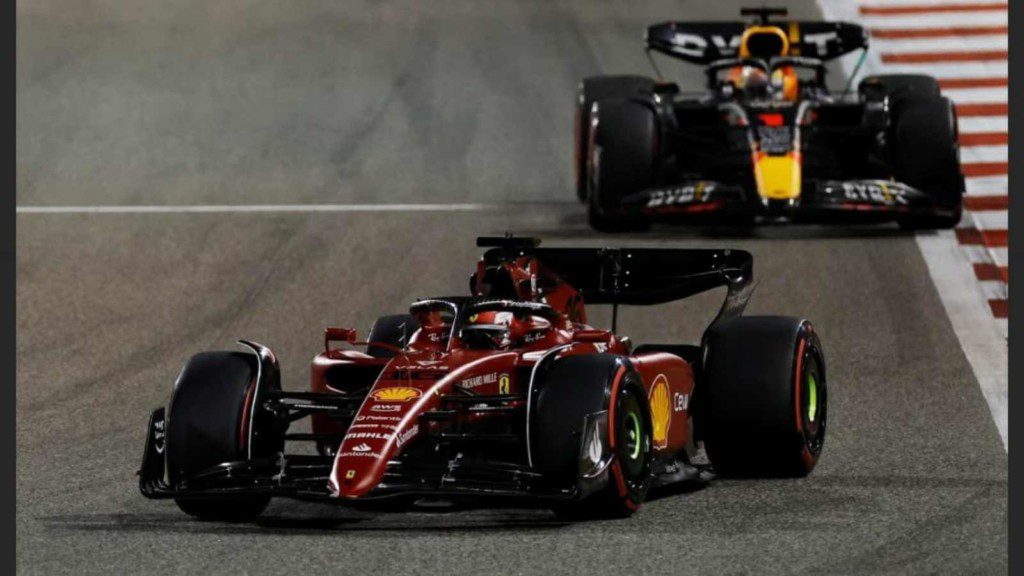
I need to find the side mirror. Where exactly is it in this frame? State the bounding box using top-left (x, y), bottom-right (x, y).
top-left (324, 327), bottom-right (357, 352)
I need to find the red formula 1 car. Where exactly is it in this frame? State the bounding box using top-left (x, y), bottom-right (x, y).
top-left (139, 237), bottom-right (828, 520)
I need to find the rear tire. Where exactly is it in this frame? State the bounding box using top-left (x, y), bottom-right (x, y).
top-left (893, 97), bottom-right (963, 229)
top-left (860, 75), bottom-right (962, 229)
top-left (575, 76), bottom-right (655, 202)
top-left (532, 355), bottom-right (653, 519)
top-left (587, 99), bottom-right (656, 232)
top-left (701, 317), bottom-right (827, 477)
top-left (166, 351), bottom-right (282, 521)
top-left (366, 314), bottom-right (419, 358)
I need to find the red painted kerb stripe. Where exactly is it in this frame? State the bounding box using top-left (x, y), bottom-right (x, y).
top-left (959, 132), bottom-right (1008, 147)
top-left (956, 228), bottom-right (1008, 247)
top-left (957, 103), bottom-right (1008, 117)
top-left (941, 77), bottom-right (1007, 89)
top-left (989, 299), bottom-right (1008, 318)
top-left (962, 162), bottom-right (1008, 177)
top-left (973, 262), bottom-right (1008, 283)
top-left (964, 195), bottom-right (1008, 211)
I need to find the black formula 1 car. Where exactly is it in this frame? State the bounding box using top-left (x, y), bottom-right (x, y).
top-left (574, 7), bottom-right (964, 231)
top-left (138, 236), bottom-right (828, 520)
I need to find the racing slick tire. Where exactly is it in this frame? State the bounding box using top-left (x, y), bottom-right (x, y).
top-left (166, 351), bottom-right (282, 521)
top-left (587, 98), bottom-right (656, 232)
top-left (366, 314), bottom-right (420, 358)
top-left (575, 75), bottom-right (655, 201)
top-left (860, 75), bottom-right (963, 229)
top-left (700, 317), bottom-right (827, 478)
top-left (531, 354), bottom-right (654, 519)
top-left (893, 97), bottom-right (964, 229)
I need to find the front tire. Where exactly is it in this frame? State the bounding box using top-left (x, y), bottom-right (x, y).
top-left (592, 377), bottom-right (654, 517)
top-left (166, 350), bottom-right (282, 521)
top-left (700, 317), bottom-right (827, 477)
top-left (860, 75), bottom-right (962, 229)
top-left (532, 355), bottom-right (653, 519)
top-left (893, 97), bottom-right (964, 229)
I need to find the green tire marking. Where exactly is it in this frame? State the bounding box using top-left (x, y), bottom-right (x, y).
top-left (807, 372), bottom-right (818, 423)
top-left (625, 412), bottom-right (641, 460)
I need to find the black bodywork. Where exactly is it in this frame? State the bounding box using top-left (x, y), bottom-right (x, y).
top-left (584, 16), bottom-right (963, 225)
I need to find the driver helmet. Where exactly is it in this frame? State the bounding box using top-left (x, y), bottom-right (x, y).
top-left (460, 311), bottom-right (515, 350)
top-left (731, 66), bottom-right (770, 100)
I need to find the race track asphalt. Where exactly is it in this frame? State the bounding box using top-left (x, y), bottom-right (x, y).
top-left (16, 0), bottom-right (1007, 574)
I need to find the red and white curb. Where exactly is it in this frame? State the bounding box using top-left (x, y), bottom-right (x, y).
top-left (864, 0), bottom-right (1008, 330)
top-left (818, 0), bottom-right (1007, 448)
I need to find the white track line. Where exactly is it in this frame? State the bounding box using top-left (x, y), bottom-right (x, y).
top-left (960, 145), bottom-right (1008, 163)
top-left (967, 210), bottom-right (1008, 231)
top-left (963, 246), bottom-right (1009, 271)
top-left (872, 35), bottom-right (1007, 53)
top-left (977, 279), bottom-right (1009, 301)
top-left (16, 203), bottom-right (498, 214)
top-left (989, 248), bottom-right (1009, 267)
top-left (959, 117), bottom-right (1008, 132)
top-left (965, 176), bottom-right (1008, 195)
top-left (943, 87), bottom-right (1008, 103)
top-left (882, 61), bottom-right (1007, 78)
top-left (915, 231), bottom-right (1008, 448)
top-left (962, 244), bottom-right (1007, 266)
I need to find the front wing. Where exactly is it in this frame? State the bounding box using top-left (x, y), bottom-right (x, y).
top-left (138, 407), bottom-right (599, 506)
top-left (619, 179), bottom-right (959, 224)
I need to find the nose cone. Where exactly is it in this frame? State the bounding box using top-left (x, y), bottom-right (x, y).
top-left (327, 351), bottom-right (519, 498)
top-left (330, 422), bottom-right (396, 497)
top-left (329, 381), bottom-right (434, 498)
top-left (754, 152), bottom-right (802, 201)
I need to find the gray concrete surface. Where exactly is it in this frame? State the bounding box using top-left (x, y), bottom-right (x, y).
top-left (17, 0), bottom-right (1006, 574)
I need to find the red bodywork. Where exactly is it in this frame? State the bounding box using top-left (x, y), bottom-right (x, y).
top-left (309, 254), bottom-right (695, 499)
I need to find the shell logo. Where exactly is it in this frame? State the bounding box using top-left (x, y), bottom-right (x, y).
top-left (371, 387), bottom-right (422, 403)
top-left (648, 375), bottom-right (671, 449)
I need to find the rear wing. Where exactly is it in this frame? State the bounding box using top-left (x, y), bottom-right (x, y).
top-left (645, 20), bottom-right (868, 65)
top-left (478, 238), bottom-right (755, 325)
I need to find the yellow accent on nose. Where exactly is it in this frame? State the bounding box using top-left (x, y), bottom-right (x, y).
top-left (754, 153), bottom-right (802, 200)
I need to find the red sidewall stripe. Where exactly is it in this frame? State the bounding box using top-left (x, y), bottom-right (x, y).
top-left (238, 376), bottom-right (258, 451)
top-left (793, 338), bottom-right (806, 433)
top-left (606, 365), bottom-right (640, 509)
